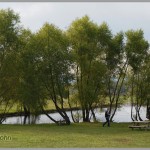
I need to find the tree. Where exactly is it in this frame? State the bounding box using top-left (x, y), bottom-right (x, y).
top-left (32, 23), bottom-right (73, 125)
top-left (125, 29), bottom-right (149, 121)
top-left (16, 29), bottom-right (47, 124)
top-left (67, 16), bottom-right (107, 122)
top-left (144, 58), bottom-right (150, 120)
top-left (0, 8), bottom-right (21, 123)
top-left (97, 22), bottom-right (127, 122)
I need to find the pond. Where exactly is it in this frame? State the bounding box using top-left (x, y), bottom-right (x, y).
top-left (2, 104), bottom-right (148, 124)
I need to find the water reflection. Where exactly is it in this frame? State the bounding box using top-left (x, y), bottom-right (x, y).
top-left (3, 105), bottom-right (147, 124)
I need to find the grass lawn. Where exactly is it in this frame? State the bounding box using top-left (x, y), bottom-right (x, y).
top-left (0, 123), bottom-right (150, 148)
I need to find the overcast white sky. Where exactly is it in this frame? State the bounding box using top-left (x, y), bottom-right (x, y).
top-left (0, 2), bottom-right (150, 42)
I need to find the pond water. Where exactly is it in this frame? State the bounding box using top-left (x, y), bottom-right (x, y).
top-left (3, 105), bottom-right (148, 124)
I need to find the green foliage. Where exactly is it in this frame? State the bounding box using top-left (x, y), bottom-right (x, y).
top-left (67, 16), bottom-right (107, 113)
top-left (0, 9), bottom-right (149, 123)
top-left (125, 29), bottom-right (149, 72)
top-left (0, 9), bottom-right (21, 120)
top-left (34, 23), bottom-right (73, 102)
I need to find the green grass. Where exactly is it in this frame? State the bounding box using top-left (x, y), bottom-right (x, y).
top-left (0, 123), bottom-right (150, 148)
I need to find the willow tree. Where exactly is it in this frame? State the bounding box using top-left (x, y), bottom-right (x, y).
top-left (137, 58), bottom-right (150, 120)
top-left (125, 30), bottom-right (149, 121)
top-left (144, 58), bottom-right (150, 120)
top-left (67, 16), bottom-right (107, 122)
top-left (31, 23), bottom-right (73, 125)
top-left (0, 9), bottom-right (21, 123)
top-left (93, 21), bottom-right (126, 122)
top-left (14, 28), bottom-right (48, 124)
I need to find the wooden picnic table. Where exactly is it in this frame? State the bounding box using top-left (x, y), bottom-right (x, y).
top-left (129, 120), bottom-right (150, 130)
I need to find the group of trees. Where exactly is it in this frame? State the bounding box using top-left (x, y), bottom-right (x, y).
top-left (0, 9), bottom-right (149, 124)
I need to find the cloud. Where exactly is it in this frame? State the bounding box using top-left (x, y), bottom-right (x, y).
top-left (0, 2), bottom-right (150, 41)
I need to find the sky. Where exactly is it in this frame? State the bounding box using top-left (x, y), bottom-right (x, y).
top-left (0, 2), bottom-right (150, 42)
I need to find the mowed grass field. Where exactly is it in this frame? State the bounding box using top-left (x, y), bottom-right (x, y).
top-left (0, 123), bottom-right (150, 148)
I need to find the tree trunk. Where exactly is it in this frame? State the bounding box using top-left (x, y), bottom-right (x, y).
top-left (82, 108), bottom-right (86, 122)
top-left (67, 86), bottom-right (77, 123)
top-left (53, 100), bottom-right (71, 125)
top-left (85, 108), bottom-right (90, 122)
top-left (90, 108), bottom-right (97, 122)
top-left (137, 109), bottom-right (143, 121)
top-left (41, 106), bottom-right (58, 124)
top-left (131, 103), bottom-right (134, 121)
top-left (110, 63), bottom-right (128, 122)
top-left (131, 74), bottom-right (135, 121)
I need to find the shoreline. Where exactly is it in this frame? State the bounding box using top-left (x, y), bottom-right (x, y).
top-left (0, 103), bottom-right (139, 118)
top-left (0, 107), bottom-right (81, 118)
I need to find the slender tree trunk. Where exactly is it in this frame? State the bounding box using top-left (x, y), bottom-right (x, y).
top-left (137, 108), bottom-right (143, 121)
top-left (67, 90), bottom-right (76, 123)
top-left (41, 106), bottom-right (58, 124)
top-left (90, 107), bottom-right (97, 122)
top-left (110, 63), bottom-right (128, 121)
top-left (53, 100), bottom-right (71, 125)
top-left (135, 107), bottom-right (138, 121)
top-left (50, 67), bottom-right (71, 125)
top-left (146, 99), bottom-right (150, 120)
top-left (131, 104), bottom-right (134, 121)
top-left (85, 108), bottom-right (90, 122)
top-left (131, 74), bottom-right (135, 121)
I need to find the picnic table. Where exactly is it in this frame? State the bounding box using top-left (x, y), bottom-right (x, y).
top-left (129, 120), bottom-right (150, 130)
